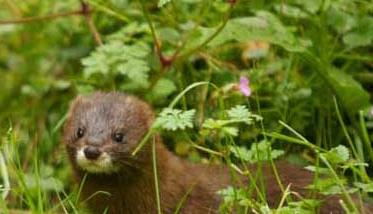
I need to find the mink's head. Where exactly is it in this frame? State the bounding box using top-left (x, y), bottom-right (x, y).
top-left (63, 92), bottom-right (154, 174)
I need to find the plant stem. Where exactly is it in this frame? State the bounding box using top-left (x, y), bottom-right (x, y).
top-left (0, 10), bottom-right (83, 25)
top-left (179, 4), bottom-right (234, 59)
top-left (86, 0), bottom-right (130, 23)
top-left (138, 0), bottom-right (162, 63)
top-left (333, 97), bottom-right (359, 160)
top-left (359, 111), bottom-right (373, 162)
top-left (152, 137), bottom-right (162, 214)
top-left (81, 1), bottom-right (103, 46)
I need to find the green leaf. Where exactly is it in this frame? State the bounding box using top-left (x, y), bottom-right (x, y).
top-left (188, 11), bottom-right (311, 53)
top-left (152, 78), bottom-right (177, 98)
top-left (326, 7), bottom-right (356, 33)
top-left (304, 166), bottom-right (331, 175)
top-left (292, 0), bottom-right (322, 14)
top-left (353, 182), bottom-right (373, 192)
top-left (227, 105), bottom-right (262, 125)
top-left (229, 146), bottom-right (252, 161)
top-left (276, 199), bottom-right (320, 214)
top-left (202, 119), bottom-right (238, 137)
top-left (321, 145), bottom-right (350, 165)
top-left (343, 17), bottom-right (373, 48)
top-left (273, 4), bottom-right (308, 19)
top-left (81, 41), bottom-right (151, 88)
top-left (308, 178), bottom-right (357, 195)
top-left (230, 141), bottom-right (284, 163)
top-left (118, 59), bottom-right (150, 87)
top-left (301, 52), bottom-right (370, 112)
top-left (328, 68), bottom-right (370, 112)
top-left (158, 0), bottom-right (172, 8)
top-left (221, 126), bottom-right (239, 136)
top-left (153, 108), bottom-right (195, 131)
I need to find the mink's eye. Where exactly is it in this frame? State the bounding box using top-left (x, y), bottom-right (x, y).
top-left (76, 127), bottom-right (85, 139)
top-left (112, 132), bottom-right (126, 144)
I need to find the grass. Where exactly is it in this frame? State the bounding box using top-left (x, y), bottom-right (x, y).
top-left (1, 90), bottom-right (373, 213)
top-left (0, 0), bottom-right (372, 213)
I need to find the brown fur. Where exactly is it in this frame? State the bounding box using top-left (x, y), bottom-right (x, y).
top-left (63, 92), bottom-right (373, 214)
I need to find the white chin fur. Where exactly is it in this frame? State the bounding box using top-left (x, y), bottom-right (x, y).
top-left (76, 147), bottom-right (118, 173)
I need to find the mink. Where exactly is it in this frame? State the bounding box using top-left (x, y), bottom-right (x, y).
top-left (63, 92), bottom-right (373, 214)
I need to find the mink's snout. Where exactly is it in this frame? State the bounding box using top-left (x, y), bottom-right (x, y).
top-left (84, 146), bottom-right (102, 160)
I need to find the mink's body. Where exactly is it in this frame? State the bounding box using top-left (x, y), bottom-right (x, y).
top-left (63, 92), bottom-right (372, 214)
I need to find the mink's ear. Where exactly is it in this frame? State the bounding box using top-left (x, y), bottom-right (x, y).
top-left (62, 95), bottom-right (85, 140)
top-left (67, 95), bottom-right (85, 118)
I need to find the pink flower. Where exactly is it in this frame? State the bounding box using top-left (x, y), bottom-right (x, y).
top-left (239, 76), bottom-right (251, 97)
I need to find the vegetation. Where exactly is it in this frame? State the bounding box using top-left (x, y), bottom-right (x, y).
top-left (0, 0), bottom-right (372, 213)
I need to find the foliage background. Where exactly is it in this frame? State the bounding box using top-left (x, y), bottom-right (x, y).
top-left (0, 0), bottom-right (372, 213)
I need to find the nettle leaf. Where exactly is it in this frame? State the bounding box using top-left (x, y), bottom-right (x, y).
top-left (321, 145), bottom-right (350, 165)
top-left (81, 41), bottom-right (151, 88)
top-left (153, 108), bottom-right (195, 131)
top-left (158, 0), bottom-right (171, 8)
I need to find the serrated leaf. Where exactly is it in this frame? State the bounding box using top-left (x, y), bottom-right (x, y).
top-left (322, 145), bottom-right (350, 164)
top-left (126, 43), bottom-right (151, 58)
top-left (81, 41), bottom-right (151, 88)
top-left (153, 108), bottom-right (195, 131)
top-left (229, 146), bottom-right (252, 161)
top-left (118, 59), bottom-right (150, 87)
top-left (230, 141), bottom-right (284, 163)
top-left (227, 105), bottom-right (255, 124)
top-left (227, 105), bottom-right (250, 120)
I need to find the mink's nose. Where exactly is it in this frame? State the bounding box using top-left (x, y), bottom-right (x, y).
top-left (84, 147), bottom-right (102, 160)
